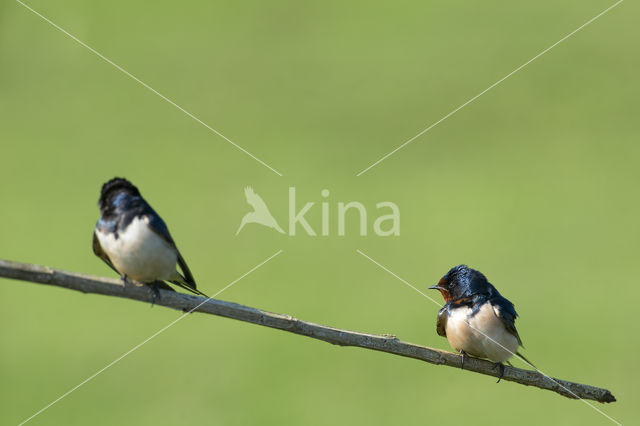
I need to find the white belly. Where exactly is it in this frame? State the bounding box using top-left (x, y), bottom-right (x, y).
top-left (97, 216), bottom-right (177, 282)
top-left (445, 303), bottom-right (519, 363)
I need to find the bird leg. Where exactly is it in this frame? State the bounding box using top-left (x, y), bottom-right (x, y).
top-left (493, 362), bottom-right (505, 383)
top-left (148, 282), bottom-right (162, 306)
top-left (459, 349), bottom-right (467, 370)
top-left (120, 274), bottom-right (129, 288)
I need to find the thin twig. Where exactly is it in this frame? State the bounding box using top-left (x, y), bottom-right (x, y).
top-left (0, 259), bottom-right (616, 403)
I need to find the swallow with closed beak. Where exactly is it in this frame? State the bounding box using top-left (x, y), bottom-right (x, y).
top-left (429, 265), bottom-right (533, 382)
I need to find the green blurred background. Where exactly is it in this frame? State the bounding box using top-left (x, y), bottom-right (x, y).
top-left (1, 0), bottom-right (637, 424)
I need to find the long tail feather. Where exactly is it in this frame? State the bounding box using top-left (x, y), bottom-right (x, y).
top-left (168, 278), bottom-right (209, 298)
top-left (516, 351), bottom-right (536, 369)
top-left (176, 251), bottom-right (197, 289)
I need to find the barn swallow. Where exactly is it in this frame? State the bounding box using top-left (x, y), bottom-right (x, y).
top-left (429, 265), bottom-right (533, 382)
top-left (92, 177), bottom-right (207, 299)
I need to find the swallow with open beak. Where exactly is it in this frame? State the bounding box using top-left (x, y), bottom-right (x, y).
top-left (429, 265), bottom-right (533, 382)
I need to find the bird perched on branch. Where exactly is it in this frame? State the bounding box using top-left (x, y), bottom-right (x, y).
top-left (429, 265), bottom-right (533, 382)
top-left (92, 177), bottom-right (207, 299)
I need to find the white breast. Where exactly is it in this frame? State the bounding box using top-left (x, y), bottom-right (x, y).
top-left (96, 216), bottom-right (177, 282)
top-left (445, 303), bottom-right (519, 363)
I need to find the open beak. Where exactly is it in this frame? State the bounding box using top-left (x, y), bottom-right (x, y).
top-left (428, 284), bottom-right (442, 290)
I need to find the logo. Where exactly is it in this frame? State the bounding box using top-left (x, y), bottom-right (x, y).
top-left (236, 187), bottom-right (286, 235)
top-left (236, 187), bottom-right (399, 236)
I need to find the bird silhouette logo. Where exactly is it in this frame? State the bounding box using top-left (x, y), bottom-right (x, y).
top-left (236, 187), bottom-right (285, 235)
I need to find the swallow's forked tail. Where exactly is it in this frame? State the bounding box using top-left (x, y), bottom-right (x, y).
top-left (169, 275), bottom-right (209, 298)
top-left (169, 267), bottom-right (209, 298)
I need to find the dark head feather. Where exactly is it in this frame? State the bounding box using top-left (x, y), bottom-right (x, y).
top-left (435, 264), bottom-right (495, 301)
top-left (98, 177), bottom-right (141, 212)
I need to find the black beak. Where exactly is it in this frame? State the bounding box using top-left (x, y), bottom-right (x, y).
top-left (428, 284), bottom-right (442, 290)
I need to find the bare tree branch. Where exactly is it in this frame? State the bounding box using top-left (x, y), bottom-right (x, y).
top-left (0, 259), bottom-right (615, 403)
